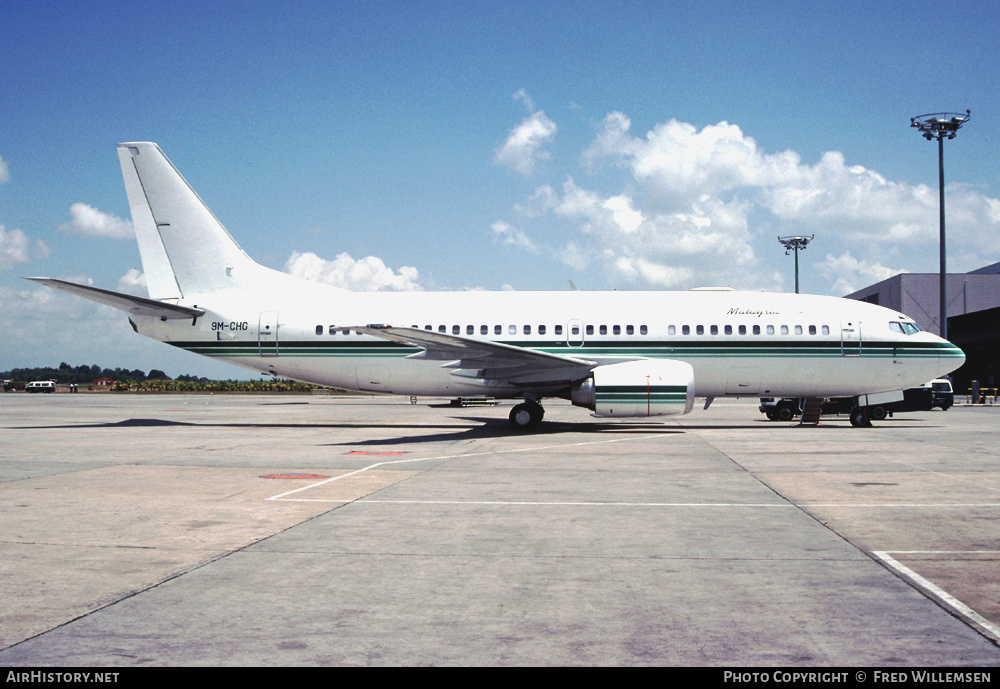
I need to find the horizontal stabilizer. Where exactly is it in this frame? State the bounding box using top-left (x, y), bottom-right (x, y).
top-left (27, 278), bottom-right (204, 320)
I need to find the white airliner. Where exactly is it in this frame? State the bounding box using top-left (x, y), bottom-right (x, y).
top-left (30, 143), bottom-right (965, 429)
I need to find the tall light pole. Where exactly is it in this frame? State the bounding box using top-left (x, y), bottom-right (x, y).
top-left (778, 235), bottom-right (814, 294)
top-left (910, 110), bottom-right (970, 340)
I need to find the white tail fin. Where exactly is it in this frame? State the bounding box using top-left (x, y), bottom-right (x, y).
top-left (117, 142), bottom-right (263, 299)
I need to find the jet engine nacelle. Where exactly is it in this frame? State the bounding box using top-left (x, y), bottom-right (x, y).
top-left (571, 359), bottom-right (695, 418)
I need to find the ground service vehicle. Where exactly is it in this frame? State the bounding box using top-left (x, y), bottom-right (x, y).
top-left (759, 379), bottom-right (954, 426)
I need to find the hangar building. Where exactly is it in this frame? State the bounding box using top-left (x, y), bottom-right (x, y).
top-left (846, 262), bottom-right (1000, 392)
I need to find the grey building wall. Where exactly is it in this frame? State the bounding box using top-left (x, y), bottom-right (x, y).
top-left (846, 273), bottom-right (1000, 336)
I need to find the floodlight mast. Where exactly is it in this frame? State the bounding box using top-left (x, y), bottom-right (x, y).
top-left (910, 110), bottom-right (970, 340)
top-left (778, 235), bottom-right (814, 294)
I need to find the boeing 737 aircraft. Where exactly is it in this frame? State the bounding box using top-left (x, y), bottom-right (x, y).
top-left (30, 143), bottom-right (965, 429)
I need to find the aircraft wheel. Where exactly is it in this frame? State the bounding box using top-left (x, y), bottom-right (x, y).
top-left (849, 407), bottom-right (871, 427)
top-left (509, 402), bottom-right (544, 430)
top-left (777, 403), bottom-right (797, 421)
top-left (870, 405), bottom-right (887, 421)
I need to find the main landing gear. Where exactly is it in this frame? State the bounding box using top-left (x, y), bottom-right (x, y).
top-left (509, 399), bottom-right (545, 431)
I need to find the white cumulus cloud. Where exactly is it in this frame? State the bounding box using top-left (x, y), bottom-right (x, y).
top-left (495, 110), bottom-right (557, 177)
top-left (284, 251), bottom-right (421, 291)
top-left (1, 225), bottom-right (51, 271)
top-left (503, 109), bottom-right (1000, 293)
top-left (490, 220), bottom-right (538, 253)
top-left (56, 203), bottom-right (133, 239)
top-left (814, 252), bottom-right (905, 296)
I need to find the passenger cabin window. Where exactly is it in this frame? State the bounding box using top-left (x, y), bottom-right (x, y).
top-left (539, 325), bottom-right (547, 335)
top-left (640, 325), bottom-right (647, 335)
top-left (555, 325), bottom-right (563, 335)
top-left (315, 325), bottom-right (323, 336)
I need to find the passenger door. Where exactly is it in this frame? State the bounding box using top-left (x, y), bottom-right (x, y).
top-left (841, 321), bottom-right (861, 357)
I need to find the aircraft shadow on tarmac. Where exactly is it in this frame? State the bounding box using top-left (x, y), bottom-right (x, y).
top-left (326, 416), bottom-right (686, 446)
top-left (11, 415), bottom-right (686, 445)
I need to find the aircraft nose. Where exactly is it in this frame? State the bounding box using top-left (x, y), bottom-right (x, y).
top-left (939, 340), bottom-right (966, 373)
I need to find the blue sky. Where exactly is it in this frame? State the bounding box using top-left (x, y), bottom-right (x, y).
top-left (2, 0), bottom-right (999, 379)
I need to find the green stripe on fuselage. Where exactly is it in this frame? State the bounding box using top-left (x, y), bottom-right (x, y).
top-left (168, 338), bottom-right (962, 361)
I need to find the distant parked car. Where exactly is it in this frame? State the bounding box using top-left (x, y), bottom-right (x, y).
top-left (929, 379), bottom-right (955, 410)
top-left (25, 381), bottom-right (55, 393)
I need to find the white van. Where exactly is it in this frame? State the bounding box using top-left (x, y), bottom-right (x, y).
top-left (25, 381), bottom-right (56, 393)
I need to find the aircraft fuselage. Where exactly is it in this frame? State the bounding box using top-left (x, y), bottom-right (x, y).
top-left (135, 286), bottom-right (962, 401)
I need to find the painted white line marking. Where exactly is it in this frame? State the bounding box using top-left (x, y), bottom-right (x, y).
top-left (290, 499), bottom-right (796, 506)
top-left (802, 503), bottom-right (1000, 508)
top-left (873, 550), bottom-right (1000, 643)
top-left (267, 433), bottom-right (671, 502)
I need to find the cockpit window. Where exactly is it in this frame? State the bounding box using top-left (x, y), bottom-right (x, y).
top-left (890, 321), bottom-right (923, 335)
top-left (889, 322), bottom-right (905, 334)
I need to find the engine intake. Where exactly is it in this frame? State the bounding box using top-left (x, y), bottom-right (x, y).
top-left (571, 360), bottom-right (695, 418)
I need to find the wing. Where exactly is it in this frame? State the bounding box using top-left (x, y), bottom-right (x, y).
top-left (26, 278), bottom-right (205, 320)
top-left (353, 325), bottom-right (598, 387)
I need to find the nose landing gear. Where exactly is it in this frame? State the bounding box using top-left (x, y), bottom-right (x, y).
top-left (849, 407), bottom-right (872, 427)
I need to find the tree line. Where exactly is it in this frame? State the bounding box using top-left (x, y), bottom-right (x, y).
top-left (2, 362), bottom-right (197, 385)
top-left (1, 362), bottom-right (325, 393)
